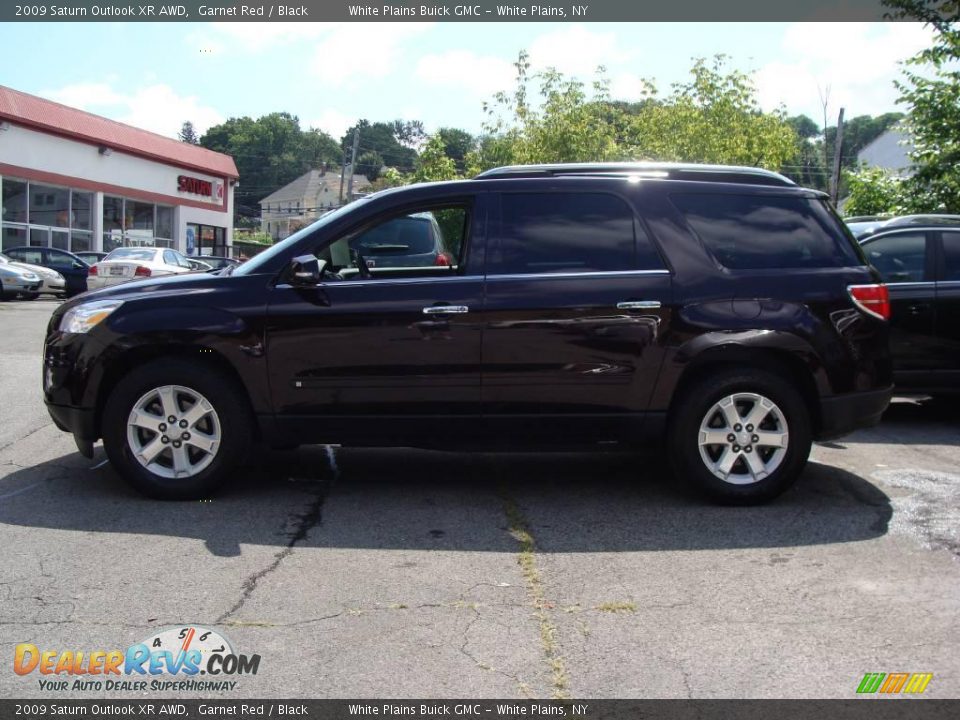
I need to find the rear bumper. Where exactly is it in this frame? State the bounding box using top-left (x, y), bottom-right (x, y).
top-left (817, 385), bottom-right (893, 440)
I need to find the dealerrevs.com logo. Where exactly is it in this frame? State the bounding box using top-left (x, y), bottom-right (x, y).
top-left (14, 625), bottom-right (260, 692)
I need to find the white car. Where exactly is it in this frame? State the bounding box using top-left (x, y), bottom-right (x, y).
top-left (0, 253), bottom-right (64, 299)
top-left (88, 247), bottom-right (197, 290)
top-left (0, 258), bottom-right (41, 300)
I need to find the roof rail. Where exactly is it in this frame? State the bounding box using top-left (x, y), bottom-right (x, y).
top-left (474, 162), bottom-right (796, 187)
top-left (882, 214), bottom-right (960, 228)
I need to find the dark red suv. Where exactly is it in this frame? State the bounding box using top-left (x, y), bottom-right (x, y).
top-left (43, 163), bottom-right (892, 503)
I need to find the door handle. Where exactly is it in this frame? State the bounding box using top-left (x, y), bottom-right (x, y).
top-left (423, 305), bottom-right (469, 315)
top-left (617, 300), bottom-right (662, 310)
top-left (908, 303), bottom-right (930, 315)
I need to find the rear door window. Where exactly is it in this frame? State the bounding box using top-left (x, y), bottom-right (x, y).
top-left (490, 192), bottom-right (662, 275)
top-left (941, 232), bottom-right (960, 281)
top-left (671, 193), bottom-right (858, 270)
top-left (862, 232), bottom-right (929, 283)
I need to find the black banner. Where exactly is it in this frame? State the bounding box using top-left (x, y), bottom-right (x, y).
top-left (1, 0), bottom-right (908, 23)
top-left (3, 700), bottom-right (960, 720)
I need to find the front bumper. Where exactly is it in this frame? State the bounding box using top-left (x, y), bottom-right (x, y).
top-left (46, 402), bottom-right (97, 457)
top-left (817, 385), bottom-right (893, 440)
top-left (3, 278), bottom-right (40, 294)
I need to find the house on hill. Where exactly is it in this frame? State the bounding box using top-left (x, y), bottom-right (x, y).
top-left (259, 167), bottom-right (370, 240)
top-left (857, 124), bottom-right (915, 177)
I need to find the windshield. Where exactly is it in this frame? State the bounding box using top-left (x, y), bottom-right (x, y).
top-left (233, 201), bottom-right (367, 276)
top-left (105, 248), bottom-right (157, 262)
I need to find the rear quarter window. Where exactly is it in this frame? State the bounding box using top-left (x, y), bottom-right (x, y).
top-left (671, 193), bottom-right (859, 270)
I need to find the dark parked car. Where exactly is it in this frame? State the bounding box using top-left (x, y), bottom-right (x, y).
top-left (5, 246), bottom-right (89, 296)
top-left (44, 163), bottom-right (892, 503)
top-left (850, 215), bottom-right (960, 396)
top-left (194, 256), bottom-right (241, 272)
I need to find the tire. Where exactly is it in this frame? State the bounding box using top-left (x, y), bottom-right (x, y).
top-left (19, 292), bottom-right (39, 300)
top-left (102, 359), bottom-right (253, 500)
top-left (668, 368), bottom-right (812, 505)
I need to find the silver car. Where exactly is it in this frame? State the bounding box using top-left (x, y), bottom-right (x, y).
top-left (0, 258), bottom-right (41, 300)
top-left (0, 253), bottom-right (66, 298)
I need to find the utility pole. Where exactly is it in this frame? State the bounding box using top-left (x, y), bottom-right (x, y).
top-left (338, 145), bottom-right (347, 206)
top-left (830, 107), bottom-right (845, 205)
top-left (346, 129), bottom-right (360, 201)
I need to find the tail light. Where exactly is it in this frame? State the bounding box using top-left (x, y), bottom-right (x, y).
top-left (848, 284), bottom-right (890, 321)
top-left (88, 264), bottom-right (98, 276)
top-left (134, 265), bottom-right (152, 277)
top-left (434, 252), bottom-right (453, 267)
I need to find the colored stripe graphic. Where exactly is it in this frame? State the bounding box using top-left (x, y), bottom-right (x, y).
top-left (857, 672), bottom-right (932, 694)
top-left (880, 673), bottom-right (909, 693)
top-left (904, 673), bottom-right (933, 694)
top-left (857, 673), bottom-right (885, 693)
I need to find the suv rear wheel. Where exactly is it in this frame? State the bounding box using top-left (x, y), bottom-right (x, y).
top-left (102, 359), bottom-right (252, 500)
top-left (668, 368), bottom-right (812, 504)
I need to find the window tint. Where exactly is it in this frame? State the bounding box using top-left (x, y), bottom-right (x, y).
top-left (671, 194), bottom-right (856, 270)
top-left (45, 250), bottom-right (75, 270)
top-left (492, 193), bottom-right (652, 275)
top-left (322, 206), bottom-right (467, 278)
top-left (862, 232), bottom-right (927, 283)
top-left (11, 248), bottom-right (44, 265)
top-left (942, 232), bottom-right (960, 281)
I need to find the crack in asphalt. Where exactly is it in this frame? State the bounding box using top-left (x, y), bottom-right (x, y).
top-left (215, 445), bottom-right (341, 623)
top-left (215, 482), bottom-right (328, 624)
top-left (500, 487), bottom-right (570, 700)
top-left (0, 422), bottom-right (53, 455)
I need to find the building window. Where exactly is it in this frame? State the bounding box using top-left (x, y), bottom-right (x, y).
top-left (103, 196), bottom-right (176, 250)
top-left (156, 206), bottom-right (173, 240)
top-left (2, 179), bottom-right (27, 223)
top-left (29, 184), bottom-right (70, 228)
top-left (1, 178), bottom-right (89, 253)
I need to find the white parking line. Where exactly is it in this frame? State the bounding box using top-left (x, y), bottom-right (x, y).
top-left (0, 481), bottom-right (43, 500)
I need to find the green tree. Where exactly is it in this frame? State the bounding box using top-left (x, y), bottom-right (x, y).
top-left (471, 51), bottom-right (625, 170)
top-left (884, 0), bottom-right (960, 211)
top-left (471, 53), bottom-right (798, 173)
top-left (842, 167), bottom-right (908, 216)
top-left (436, 127), bottom-right (476, 170)
top-left (201, 113), bottom-right (341, 222)
top-left (340, 120), bottom-right (418, 172)
top-left (624, 56), bottom-right (798, 169)
top-left (357, 150), bottom-right (384, 182)
top-left (412, 134), bottom-right (459, 183)
top-left (178, 121), bottom-right (199, 144)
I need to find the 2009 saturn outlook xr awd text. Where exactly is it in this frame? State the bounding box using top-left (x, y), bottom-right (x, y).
top-left (43, 163), bottom-right (893, 503)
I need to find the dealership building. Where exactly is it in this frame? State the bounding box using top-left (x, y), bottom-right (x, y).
top-left (0, 85), bottom-right (238, 257)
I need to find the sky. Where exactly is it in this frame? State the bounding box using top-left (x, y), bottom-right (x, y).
top-left (0, 21), bottom-right (935, 142)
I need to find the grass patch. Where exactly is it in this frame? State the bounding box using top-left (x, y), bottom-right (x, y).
top-left (594, 601), bottom-right (637, 613)
top-left (501, 491), bottom-right (570, 700)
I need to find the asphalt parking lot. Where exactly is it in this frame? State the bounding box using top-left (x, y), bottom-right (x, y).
top-left (1, 298), bottom-right (959, 699)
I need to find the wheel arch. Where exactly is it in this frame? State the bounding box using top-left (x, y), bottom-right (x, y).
top-left (664, 338), bottom-right (825, 437)
top-left (93, 344), bottom-right (258, 442)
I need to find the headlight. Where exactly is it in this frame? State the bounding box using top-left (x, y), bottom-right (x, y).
top-left (59, 299), bottom-right (124, 334)
top-left (21, 272), bottom-right (38, 281)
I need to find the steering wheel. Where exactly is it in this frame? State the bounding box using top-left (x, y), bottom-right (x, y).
top-left (354, 251), bottom-right (373, 279)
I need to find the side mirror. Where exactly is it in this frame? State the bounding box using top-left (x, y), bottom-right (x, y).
top-left (289, 255), bottom-right (327, 287)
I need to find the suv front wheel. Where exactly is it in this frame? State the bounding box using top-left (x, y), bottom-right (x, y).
top-left (668, 368), bottom-right (812, 504)
top-left (102, 359), bottom-right (252, 500)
